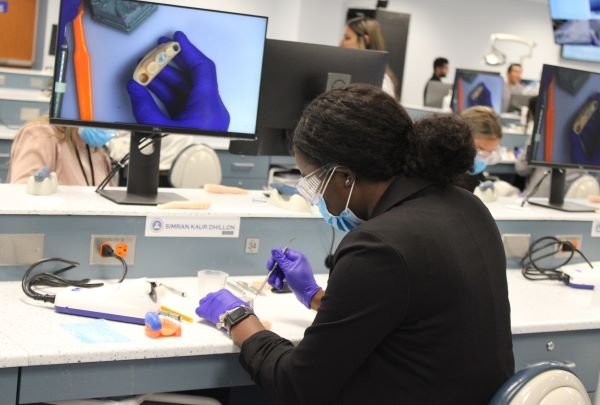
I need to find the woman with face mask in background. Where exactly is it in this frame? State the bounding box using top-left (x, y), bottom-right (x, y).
top-left (195, 84), bottom-right (514, 404)
top-left (455, 106), bottom-right (503, 192)
top-left (340, 16), bottom-right (398, 99)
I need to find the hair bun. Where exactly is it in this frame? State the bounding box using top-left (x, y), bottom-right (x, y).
top-left (406, 115), bottom-right (476, 184)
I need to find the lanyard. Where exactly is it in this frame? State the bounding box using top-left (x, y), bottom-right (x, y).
top-left (73, 144), bottom-right (96, 186)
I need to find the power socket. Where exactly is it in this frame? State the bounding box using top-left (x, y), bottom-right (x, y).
top-left (502, 234), bottom-right (531, 259)
top-left (555, 234), bottom-right (583, 258)
top-left (90, 235), bottom-right (136, 265)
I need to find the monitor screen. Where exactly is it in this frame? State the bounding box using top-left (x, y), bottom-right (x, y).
top-left (549, 0), bottom-right (600, 19)
top-left (562, 43), bottom-right (600, 62)
top-left (229, 39), bottom-right (388, 156)
top-left (450, 69), bottom-right (503, 114)
top-left (528, 64), bottom-right (600, 170)
top-left (50, 0), bottom-right (267, 139)
top-left (553, 19), bottom-right (600, 45)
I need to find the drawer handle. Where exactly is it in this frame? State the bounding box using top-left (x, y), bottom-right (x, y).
top-left (231, 162), bottom-right (255, 171)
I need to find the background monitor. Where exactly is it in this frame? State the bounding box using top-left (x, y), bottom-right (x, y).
top-left (527, 64), bottom-right (600, 211)
top-left (450, 69), bottom-right (503, 115)
top-left (549, 0), bottom-right (600, 20)
top-left (553, 19), bottom-right (600, 46)
top-left (424, 81), bottom-right (452, 108)
top-left (50, 0), bottom-right (267, 204)
top-left (229, 39), bottom-right (388, 156)
top-left (562, 43), bottom-right (600, 62)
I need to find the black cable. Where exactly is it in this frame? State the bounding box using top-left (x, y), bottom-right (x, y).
top-left (73, 142), bottom-right (91, 186)
top-left (86, 144), bottom-right (96, 186)
top-left (95, 133), bottom-right (167, 194)
top-left (521, 236), bottom-right (594, 282)
top-left (324, 227), bottom-right (336, 270)
top-left (21, 258), bottom-right (104, 303)
top-left (100, 244), bottom-right (129, 283)
top-left (521, 169), bottom-right (551, 207)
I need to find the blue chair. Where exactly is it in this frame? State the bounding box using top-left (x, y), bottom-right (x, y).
top-left (489, 361), bottom-right (591, 405)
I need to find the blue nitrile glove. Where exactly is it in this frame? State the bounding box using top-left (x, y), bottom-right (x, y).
top-left (267, 248), bottom-right (321, 308)
top-left (79, 128), bottom-right (115, 147)
top-left (468, 82), bottom-right (492, 108)
top-left (127, 31), bottom-right (230, 132)
top-left (58, 0), bottom-right (81, 45)
top-left (195, 289), bottom-right (247, 327)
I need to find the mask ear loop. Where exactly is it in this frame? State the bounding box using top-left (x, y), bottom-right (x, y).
top-left (317, 167), bottom-right (338, 198)
top-left (344, 177), bottom-right (356, 211)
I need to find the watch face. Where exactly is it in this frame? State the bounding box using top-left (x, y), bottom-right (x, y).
top-left (225, 306), bottom-right (254, 332)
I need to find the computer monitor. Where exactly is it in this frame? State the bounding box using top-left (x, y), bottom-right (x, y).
top-left (508, 94), bottom-right (535, 113)
top-left (50, 0), bottom-right (267, 204)
top-left (450, 69), bottom-right (503, 115)
top-left (228, 39), bottom-right (388, 156)
top-left (562, 44), bottom-right (600, 62)
top-left (553, 19), bottom-right (600, 45)
top-left (424, 81), bottom-right (452, 108)
top-left (527, 64), bottom-right (600, 212)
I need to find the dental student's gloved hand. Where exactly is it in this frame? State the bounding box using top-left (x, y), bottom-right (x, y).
top-left (79, 128), bottom-right (115, 147)
top-left (127, 31), bottom-right (230, 132)
top-left (195, 289), bottom-right (247, 327)
top-left (267, 248), bottom-right (321, 308)
top-left (57, 0), bottom-right (81, 45)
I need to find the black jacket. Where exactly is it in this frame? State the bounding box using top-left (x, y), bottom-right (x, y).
top-left (240, 175), bottom-right (514, 404)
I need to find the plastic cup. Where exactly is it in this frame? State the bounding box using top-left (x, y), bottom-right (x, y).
top-left (197, 269), bottom-right (228, 298)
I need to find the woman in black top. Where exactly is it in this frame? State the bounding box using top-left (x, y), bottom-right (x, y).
top-left (196, 84), bottom-right (514, 404)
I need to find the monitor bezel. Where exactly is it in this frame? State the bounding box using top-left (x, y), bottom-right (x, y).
top-left (49, 0), bottom-right (268, 140)
top-left (527, 63), bottom-right (600, 172)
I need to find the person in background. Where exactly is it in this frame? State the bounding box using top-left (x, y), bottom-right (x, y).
top-left (456, 106), bottom-right (503, 192)
top-left (423, 57), bottom-right (449, 104)
top-left (340, 16), bottom-right (398, 99)
top-left (195, 84), bottom-right (514, 404)
top-left (502, 63), bottom-right (524, 113)
top-left (8, 119), bottom-right (113, 186)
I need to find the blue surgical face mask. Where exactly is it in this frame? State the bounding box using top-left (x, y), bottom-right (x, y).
top-left (316, 168), bottom-right (364, 232)
top-left (469, 157), bottom-right (488, 175)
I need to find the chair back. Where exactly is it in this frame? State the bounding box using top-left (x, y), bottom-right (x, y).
top-left (169, 144), bottom-right (222, 188)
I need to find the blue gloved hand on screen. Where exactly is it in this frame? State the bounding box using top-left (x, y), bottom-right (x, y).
top-left (58, 0), bottom-right (81, 45)
top-left (195, 289), bottom-right (247, 327)
top-left (79, 128), bottom-right (115, 147)
top-left (267, 248), bottom-right (321, 308)
top-left (127, 31), bottom-right (230, 132)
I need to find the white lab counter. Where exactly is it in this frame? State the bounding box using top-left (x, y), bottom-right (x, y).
top-left (1, 184), bottom-right (599, 221)
top-left (2, 270), bottom-right (600, 368)
top-left (0, 275), bottom-right (317, 368)
top-left (0, 184), bottom-right (319, 218)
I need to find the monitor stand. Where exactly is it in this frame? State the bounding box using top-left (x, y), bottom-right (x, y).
top-left (528, 168), bottom-right (595, 212)
top-left (98, 132), bottom-right (185, 206)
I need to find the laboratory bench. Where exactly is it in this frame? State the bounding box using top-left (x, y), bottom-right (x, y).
top-left (1, 184), bottom-right (600, 402)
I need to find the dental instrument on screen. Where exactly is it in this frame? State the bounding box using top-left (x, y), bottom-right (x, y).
top-left (52, 42), bottom-right (69, 117)
top-left (255, 238), bottom-right (295, 298)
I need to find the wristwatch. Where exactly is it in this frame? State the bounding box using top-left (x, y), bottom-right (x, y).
top-left (216, 306), bottom-right (254, 335)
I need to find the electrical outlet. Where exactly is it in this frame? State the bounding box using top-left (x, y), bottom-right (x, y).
top-left (502, 234), bottom-right (531, 259)
top-left (245, 238), bottom-right (260, 254)
top-left (555, 234), bottom-right (583, 258)
top-left (90, 235), bottom-right (136, 265)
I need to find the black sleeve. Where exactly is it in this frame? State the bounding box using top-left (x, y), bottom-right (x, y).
top-left (239, 230), bottom-right (409, 405)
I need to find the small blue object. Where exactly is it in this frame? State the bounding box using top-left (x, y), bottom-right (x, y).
top-left (0, 2), bottom-right (8, 13)
top-left (33, 166), bottom-right (51, 182)
top-left (144, 311), bottom-right (162, 331)
top-left (79, 128), bottom-right (115, 147)
top-left (478, 180), bottom-right (495, 192)
top-left (269, 182), bottom-right (298, 196)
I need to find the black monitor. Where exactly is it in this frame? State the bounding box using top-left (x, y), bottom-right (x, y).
top-left (228, 39), bottom-right (388, 156)
top-left (450, 69), bottom-right (503, 115)
top-left (50, 0), bottom-right (267, 205)
top-left (527, 64), bottom-right (600, 212)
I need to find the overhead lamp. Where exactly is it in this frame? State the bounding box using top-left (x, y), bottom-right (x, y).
top-left (483, 33), bottom-right (536, 66)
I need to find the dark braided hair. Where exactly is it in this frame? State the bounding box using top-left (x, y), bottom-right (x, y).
top-left (293, 84), bottom-right (475, 185)
top-left (293, 84), bottom-right (410, 181)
